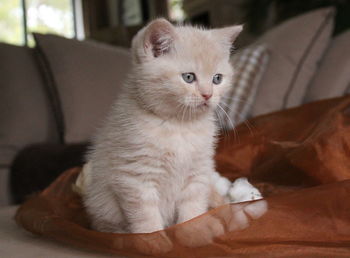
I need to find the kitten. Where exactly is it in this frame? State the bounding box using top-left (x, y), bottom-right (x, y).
top-left (82, 18), bottom-right (243, 233)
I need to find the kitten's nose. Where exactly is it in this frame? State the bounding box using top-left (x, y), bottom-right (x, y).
top-left (201, 94), bottom-right (212, 100)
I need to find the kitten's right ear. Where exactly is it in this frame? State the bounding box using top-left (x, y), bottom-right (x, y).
top-left (132, 18), bottom-right (176, 63)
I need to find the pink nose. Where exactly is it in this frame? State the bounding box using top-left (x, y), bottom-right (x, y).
top-left (201, 94), bottom-right (212, 100)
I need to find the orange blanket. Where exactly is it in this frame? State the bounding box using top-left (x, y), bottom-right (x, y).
top-left (15, 96), bottom-right (350, 257)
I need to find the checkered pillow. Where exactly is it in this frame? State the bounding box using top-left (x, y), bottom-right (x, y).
top-left (217, 45), bottom-right (269, 129)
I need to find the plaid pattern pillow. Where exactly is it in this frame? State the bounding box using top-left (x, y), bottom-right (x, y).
top-left (217, 45), bottom-right (269, 129)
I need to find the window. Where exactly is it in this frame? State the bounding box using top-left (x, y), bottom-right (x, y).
top-left (168, 0), bottom-right (185, 22)
top-left (0, 0), bottom-right (84, 46)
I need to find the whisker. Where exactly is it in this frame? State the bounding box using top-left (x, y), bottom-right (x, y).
top-left (242, 119), bottom-right (255, 137)
top-left (218, 102), bottom-right (255, 137)
top-left (216, 103), bottom-right (234, 128)
top-left (215, 109), bottom-right (230, 140)
top-left (216, 103), bottom-right (238, 142)
top-left (189, 104), bottom-right (193, 123)
top-left (181, 105), bottom-right (187, 124)
top-left (220, 96), bottom-right (249, 103)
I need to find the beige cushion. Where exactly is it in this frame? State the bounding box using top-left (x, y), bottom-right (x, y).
top-left (219, 45), bottom-right (269, 129)
top-left (304, 30), bottom-right (350, 102)
top-left (251, 7), bottom-right (335, 116)
top-left (34, 34), bottom-right (132, 143)
top-left (0, 43), bottom-right (58, 167)
top-left (0, 43), bottom-right (59, 206)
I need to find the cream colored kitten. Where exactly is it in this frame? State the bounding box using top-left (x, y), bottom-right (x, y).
top-left (82, 18), bottom-right (243, 233)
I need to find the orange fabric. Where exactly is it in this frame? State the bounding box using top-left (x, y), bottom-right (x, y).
top-left (15, 96), bottom-right (350, 257)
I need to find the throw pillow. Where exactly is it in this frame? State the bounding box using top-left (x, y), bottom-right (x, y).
top-left (304, 29), bottom-right (350, 102)
top-left (218, 45), bottom-right (269, 129)
top-left (251, 7), bottom-right (335, 116)
top-left (34, 33), bottom-right (132, 143)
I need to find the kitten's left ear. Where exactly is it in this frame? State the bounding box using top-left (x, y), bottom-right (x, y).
top-left (211, 25), bottom-right (243, 48)
top-left (132, 18), bottom-right (176, 63)
top-left (144, 18), bottom-right (176, 57)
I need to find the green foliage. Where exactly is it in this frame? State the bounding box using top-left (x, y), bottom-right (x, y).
top-left (0, 0), bottom-right (23, 45)
top-left (0, 0), bottom-right (74, 46)
top-left (168, 0), bottom-right (185, 21)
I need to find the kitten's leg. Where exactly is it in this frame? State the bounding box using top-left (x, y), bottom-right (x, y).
top-left (175, 174), bottom-right (226, 246)
top-left (118, 184), bottom-right (164, 233)
top-left (86, 185), bottom-right (164, 233)
top-left (116, 183), bottom-right (173, 253)
top-left (85, 192), bottom-right (126, 233)
top-left (210, 171), bottom-right (232, 196)
top-left (176, 175), bottom-right (210, 224)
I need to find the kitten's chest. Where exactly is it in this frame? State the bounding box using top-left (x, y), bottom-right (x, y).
top-left (146, 122), bottom-right (215, 172)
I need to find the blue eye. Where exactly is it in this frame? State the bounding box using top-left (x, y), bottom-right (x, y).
top-left (213, 74), bottom-right (223, 85)
top-left (182, 73), bottom-right (196, 83)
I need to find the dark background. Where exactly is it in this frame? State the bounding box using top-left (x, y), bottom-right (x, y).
top-left (83, 0), bottom-right (350, 48)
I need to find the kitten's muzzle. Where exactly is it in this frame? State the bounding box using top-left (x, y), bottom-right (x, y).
top-left (201, 93), bottom-right (212, 101)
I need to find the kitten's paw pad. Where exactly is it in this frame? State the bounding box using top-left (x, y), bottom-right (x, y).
top-left (211, 171), bottom-right (231, 196)
top-left (229, 177), bottom-right (263, 203)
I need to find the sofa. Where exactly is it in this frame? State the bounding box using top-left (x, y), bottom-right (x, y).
top-left (0, 34), bottom-right (131, 206)
top-left (1, 7), bottom-right (350, 207)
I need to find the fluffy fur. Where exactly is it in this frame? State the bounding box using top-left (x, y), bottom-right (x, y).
top-left (82, 19), bottom-right (243, 233)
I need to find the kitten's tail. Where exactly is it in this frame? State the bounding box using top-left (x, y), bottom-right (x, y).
top-left (72, 162), bottom-right (92, 196)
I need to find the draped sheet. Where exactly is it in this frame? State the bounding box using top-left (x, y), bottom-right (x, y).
top-left (15, 96), bottom-right (350, 257)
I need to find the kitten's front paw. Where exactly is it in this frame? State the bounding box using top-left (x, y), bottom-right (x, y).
top-left (229, 177), bottom-right (262, 203)
top-left (211, 171), bottom-right (232, 196)
top-left (175, 215), bottom-right (225, 247)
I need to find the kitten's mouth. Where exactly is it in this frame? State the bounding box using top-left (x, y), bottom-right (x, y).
top-left (198, 102), bottom-right (210, 109)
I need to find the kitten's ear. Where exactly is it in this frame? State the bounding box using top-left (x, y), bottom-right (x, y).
top-left (132, 18), bottom-right (176, 63)
top-left (145, 18), bottom-right (175, 57)
top-left (211, 25), bottom-right (243, 48)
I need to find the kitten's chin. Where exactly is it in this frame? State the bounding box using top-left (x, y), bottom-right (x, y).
top-left (196, 101), bottom-right (217, 111)
top-left (148, 101), bottom-right (214, 122)
top-left (179, 103), bottom-right (214, 121)
top-left (197, 103), bottom-right (210, 111)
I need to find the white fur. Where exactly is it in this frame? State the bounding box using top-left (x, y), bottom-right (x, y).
top-left (229, 177), bottom-right (263, 203)
top-left (81, 19), bottom-right (243, 233)
top-left (210, 171), bottom-right (232, 196)
top-left (210, 174), bottom-right (263, 203)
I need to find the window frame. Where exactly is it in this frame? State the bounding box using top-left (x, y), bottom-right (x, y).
top-left (17, 0), bottom-right (84, 46)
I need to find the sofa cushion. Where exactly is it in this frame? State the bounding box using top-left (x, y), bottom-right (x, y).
top-left (0, 43), bottom-right (58, 167)
top-left (219, 45), bottom-right (269, 129)
top-left (304, 29), bottom-right (350, 102)
top-left (251, 7), bottom-right (334, 116)
top-left (33, 34), bottom-right (132, 143)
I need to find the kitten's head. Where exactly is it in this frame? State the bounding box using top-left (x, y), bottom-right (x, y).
top-left (130, 18), bottom-right (242, 121)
